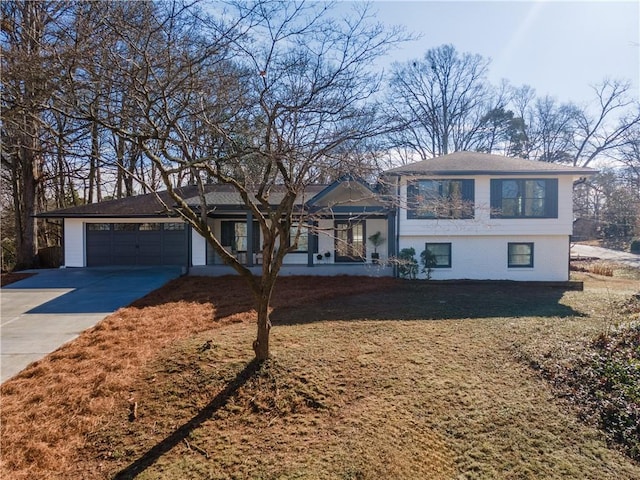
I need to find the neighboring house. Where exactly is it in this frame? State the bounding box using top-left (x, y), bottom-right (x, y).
top-left (38, 151), bottom-right (595, 281)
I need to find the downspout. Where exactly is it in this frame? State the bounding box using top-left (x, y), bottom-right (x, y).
top-left (184, 223), bottom-right (192, 276)
top-left (567, 235), bottom-right (571, 282)
top-left (395, 176), bottom-right (401, 278)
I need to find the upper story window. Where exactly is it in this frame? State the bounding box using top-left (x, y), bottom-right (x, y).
top-left (490, 179), bottom-right (558, 218)
top-left (407, 179), bottom-right (475, 219)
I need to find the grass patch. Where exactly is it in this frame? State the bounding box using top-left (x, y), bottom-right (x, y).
top-left (520, 293), bottom-right (640, 461)
top-left (1, 272), bottom-right (639, 479)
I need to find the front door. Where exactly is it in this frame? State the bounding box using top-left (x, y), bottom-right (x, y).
top-left (334, 220), bottom-right (365, 262)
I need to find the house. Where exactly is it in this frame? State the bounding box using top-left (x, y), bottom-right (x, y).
top-left (383, 151), bottom-right (595, 281)
top-left (38, 151), bottom-right (595, 281)
top-left (38, 180), bottom-right (394, 277)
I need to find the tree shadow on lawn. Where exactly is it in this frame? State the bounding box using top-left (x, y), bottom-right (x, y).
top-left (127, 275), bottom-right (583, 327)
top-left (114, 359), bottom-right (260, 480)
top-left (271, 281), bottom-right (584, 325)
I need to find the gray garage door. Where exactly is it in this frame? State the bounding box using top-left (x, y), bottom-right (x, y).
top-left (86, 222), bottom-right (188, 266)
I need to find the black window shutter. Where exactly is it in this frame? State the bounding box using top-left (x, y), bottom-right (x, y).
top-left (221, 221), bottom-right (234, 248)
top-left (252, 221), bottom-right (261, 253)
top-left (545, 179), bottom-right (559, 217)
top-left (406, 181), bottom-right (418, 218)
top-left (490, 179), bottom-right (502, 216)
top-left (462, 179), bottom-right (475, 202)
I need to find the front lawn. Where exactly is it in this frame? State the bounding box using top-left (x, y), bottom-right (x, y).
top-left (1, 272), bottom-right (639, 479)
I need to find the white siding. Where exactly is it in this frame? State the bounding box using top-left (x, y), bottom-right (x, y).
top-left (314, 218), bottom-right (389, 265)
top-left (63, 218), bottom-right (85, 267)
top-left (399, 175), bottom-right (575, 236)
top-left (366, 218), bottom-right (389, 262)
top-left (399, 235), bottom-right (570, 281)
top-left (191, 230), bottom-right (206, 266)
top-left (395, 173), bottom-right (576, 281)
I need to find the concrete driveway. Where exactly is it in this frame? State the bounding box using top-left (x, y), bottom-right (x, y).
top-left (571, 244), bottom-right (640, 269)
top-left (1, 266), bottom-right (182, 383)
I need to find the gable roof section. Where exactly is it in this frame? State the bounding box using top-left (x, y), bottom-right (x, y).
top-left (307, 176), bottom-right (383, 206)
top-left (383, 151), bottom-right (596, 177)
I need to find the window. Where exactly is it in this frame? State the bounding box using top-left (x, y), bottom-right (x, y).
top-left (289, 224), bottom-right (310, 252)
top-left (139, 223), bottom-right (161, 231)
top-left (508, 243), bottom-right (534, 268)
top-left (87, 223), bottom-right (110, 231)
top-left (113, 223), bottom-right (138, 231)
top-left (424, 243), bottom-right (452, 268)
top-left (407, 179), bottom-right (474, 219)
top-left (221, 221), bottom-right (260, 253)
top-left (490, 179), bottom-right (558, 218)
top-left (164, 223), bottom-right (185, 231)
top-left (335, 221), bottom-right (365, 262)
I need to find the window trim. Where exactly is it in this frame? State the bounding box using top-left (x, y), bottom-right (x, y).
top-left (407, 179), bottom-right (475, 219)
top-left (288, 223), bottom-right (312, 253)
top-left (508, 242), bottom-right (534, 268)
top-left (490, 178), bottom-right (558, 219)
top-left (424, 242), bottom-right (452, 268)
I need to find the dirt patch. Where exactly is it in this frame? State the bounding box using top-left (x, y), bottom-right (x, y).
top-left (0, 272), bottom-right (35, 287)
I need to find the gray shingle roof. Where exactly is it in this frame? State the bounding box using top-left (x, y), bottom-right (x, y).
top-left (183, 184), bottom-right (326, 208)
top-left (383, 151), bottom-right (597, 176)
top-left (38, 184), bottom-right (328, 218)
top-left (37, 186), bottom-right (205, 218)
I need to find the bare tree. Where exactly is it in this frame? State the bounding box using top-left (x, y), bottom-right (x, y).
top-left (571, 79), bottom-right (640, 167)
top-left (76, 0), bottom-right (406, 360)
top-left (527, 95), bottom-right (580, 163)
top-left (0, 1), bottom-right (76, 269)
top-left (387, 44), bottom-right (491, 158)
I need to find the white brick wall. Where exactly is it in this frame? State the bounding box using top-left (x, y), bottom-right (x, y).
top-left (399, 235), bottom-right (570, 281)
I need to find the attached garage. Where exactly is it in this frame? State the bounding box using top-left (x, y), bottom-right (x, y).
top-left (86, 222), bottom-right (188, 266)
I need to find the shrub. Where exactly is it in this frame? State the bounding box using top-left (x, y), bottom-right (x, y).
top-left (590, 262), bottom-right (614, 277)
top-left (420, 249), bottom-right (437, 280)
top-left (630, 239), bottom-right (640, 254)
top-left (396, 247), bottom-right (418, 279)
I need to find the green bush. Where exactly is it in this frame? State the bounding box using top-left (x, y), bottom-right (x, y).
top-left (397, 247), bottom-right (418, 279)
top-left (420, 249), bottom-right (437, 280)
top-left (630, 239), bottom-right (640, 254)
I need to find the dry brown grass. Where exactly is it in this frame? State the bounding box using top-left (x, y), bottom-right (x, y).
top-left (0, 275), bottom-right (396, 479)
top-left (1, 272), bottom-right (639, 479)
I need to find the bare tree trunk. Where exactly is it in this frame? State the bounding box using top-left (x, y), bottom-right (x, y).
top-left (88, 120), bottom-right (99, 203)
top-left (253, 289), bottom-right (272, 361)
top-left (14, 138), bottom-right (38, 270)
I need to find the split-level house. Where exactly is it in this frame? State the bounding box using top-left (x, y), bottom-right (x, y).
top-left (39, 151), bottom-right (595, 281)
top-left (384, 151), bottom-right (595, 281)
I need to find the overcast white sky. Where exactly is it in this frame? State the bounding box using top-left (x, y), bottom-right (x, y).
top-left (362, 0), bottom-right (639, 108)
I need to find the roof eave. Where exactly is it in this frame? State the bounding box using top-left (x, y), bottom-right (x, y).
top-left (384, 169), bottom-right (597, 177)
top-left (35, 213), bottom-right (179, 219)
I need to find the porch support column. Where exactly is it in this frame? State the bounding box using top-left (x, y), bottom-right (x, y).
top-left (307, 218), bottom-right (316, 267)
top-left (387, 210), bottom-right (396, 258)
top-left (246, 211), bottom-right (254, 267)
